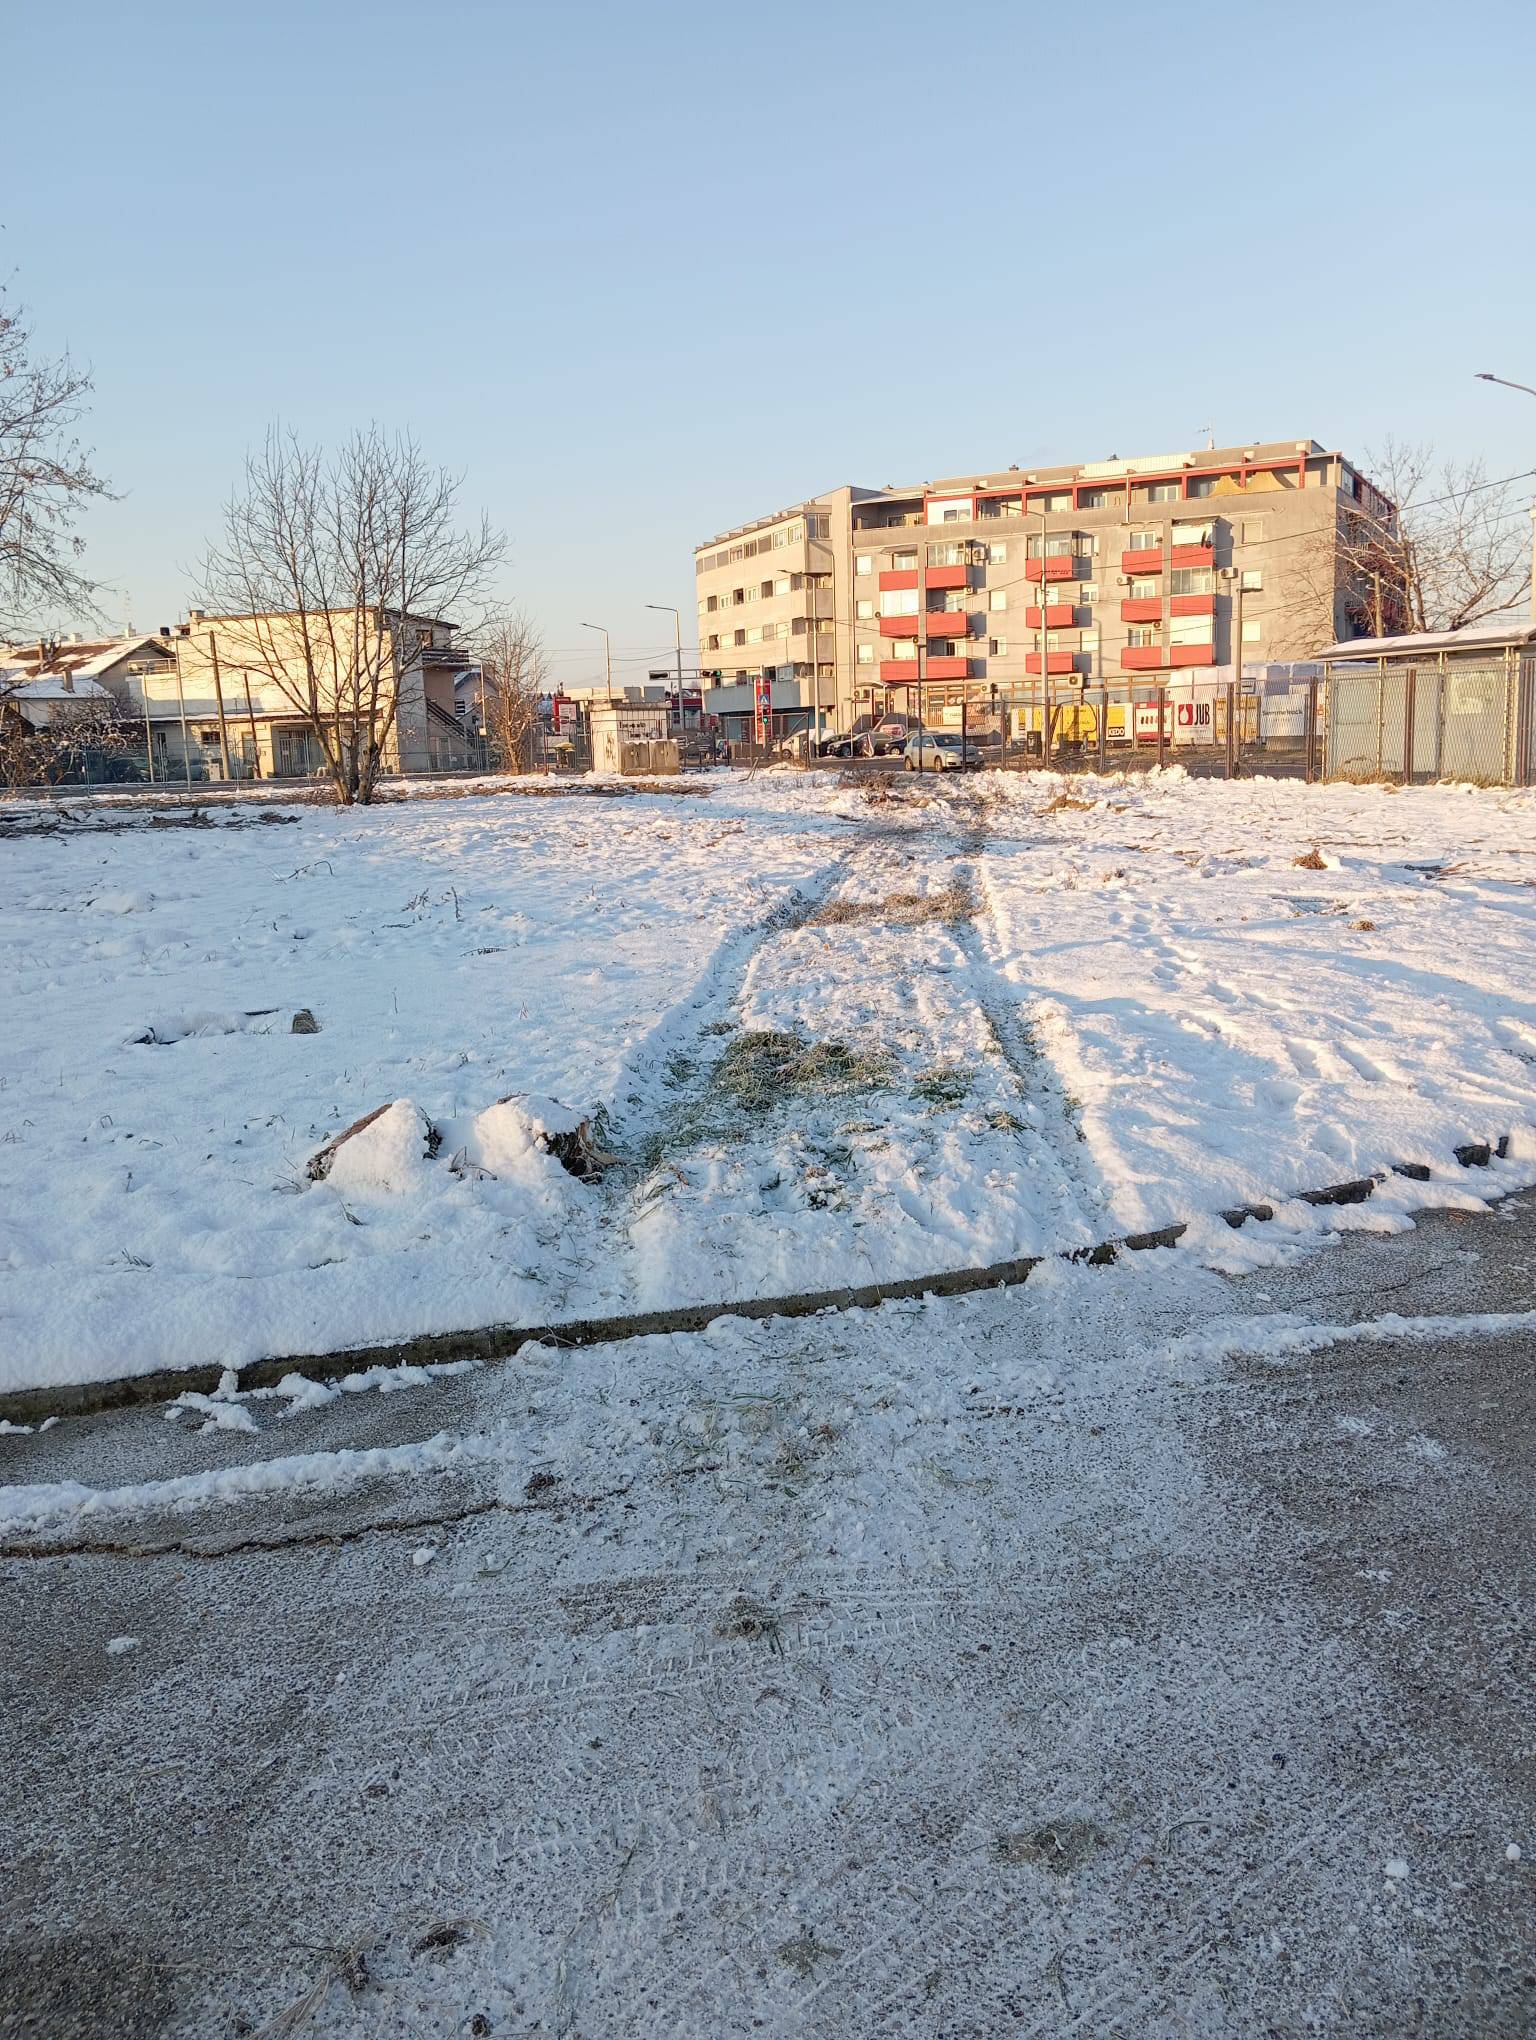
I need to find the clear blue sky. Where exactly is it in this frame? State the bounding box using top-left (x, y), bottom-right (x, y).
top-left (8, 0), bottom-right (1535, 689)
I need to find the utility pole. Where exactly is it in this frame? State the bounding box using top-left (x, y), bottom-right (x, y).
top-left (207, 629), bottom-right (232, 780)
top-left (240, 670), bottom-right (262, 777)
top-left (1222, 567), bottom-right (1244, 778)
top-left (1036, 499), bottom-right (1051, 769)
top-left (171, 638), bottom-right (193, 787)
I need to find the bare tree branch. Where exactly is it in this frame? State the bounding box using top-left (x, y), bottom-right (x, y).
top-left (194, 427), bottom-right (505, 803)
top-left (0, 286), bottom-right (112, 636)
top-left (472, 610), bottom-right (547, 772)
top-left (1288, 439), bottom-right (1533, 645)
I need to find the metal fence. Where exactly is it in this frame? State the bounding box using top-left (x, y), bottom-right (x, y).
top-left (1323, 657), bottom-right (1533, 787)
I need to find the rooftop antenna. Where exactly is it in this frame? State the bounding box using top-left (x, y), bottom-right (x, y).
top-left (1199, 424), bottom-right (1215, 451)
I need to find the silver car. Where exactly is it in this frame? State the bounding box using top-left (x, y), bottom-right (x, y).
top-left (903, 732), bottom-right (981, 772)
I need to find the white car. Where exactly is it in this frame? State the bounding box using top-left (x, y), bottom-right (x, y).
top-left (904, 732), bottom-right (981, 772)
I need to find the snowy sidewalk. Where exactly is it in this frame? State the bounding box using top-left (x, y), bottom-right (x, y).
top-left (2, 1196), bottom-right (1533, 2033)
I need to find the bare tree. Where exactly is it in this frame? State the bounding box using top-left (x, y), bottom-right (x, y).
top-left (0, 287), bottom-right (112, 636)
top-left (473, 609), bottom-right (547, 772)
top-left (195, 427), bottom-right (505, 804)
top-left (1291, 439), bottom-right (1532, 646)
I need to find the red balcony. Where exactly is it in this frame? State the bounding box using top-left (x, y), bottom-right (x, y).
top-left (1169, 592), bottom-right (1215, 617)
top-left (1025, 603), bottom-right (1075, 629)
top-left (1122, 646), bottom-right (1165, 670)
top-left (1026, 556), bottom-right (1074, 583)
top-left (878, 569), bottom-right (918, 591)
top-left (925, 656), bottom-right (970, 680)
top-left (926, 563), bottom-right (968, 590)
top-left (1170, 543), bottom-right (1215, 569)
top-left (1121, 547), bottom-right (1162, 573)
top-left (879, 614), bottom-right (919, 637)
top-left (926, 610), bottom-right (971, 638)
top-left (1121, 597), bottom-right (1163, 623)
top-left (1025, 652), bottom-right (1076, 675)
top-left (1171, 642), bottom-right (1215, 666)
top-left (880, 660), bottom-right (918, 682)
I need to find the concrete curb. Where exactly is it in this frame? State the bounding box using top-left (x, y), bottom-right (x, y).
top-left (0, 1136), bottom-right (1513, 1429)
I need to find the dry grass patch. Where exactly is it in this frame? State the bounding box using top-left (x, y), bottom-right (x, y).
top-left (807, 883), bottom-right (973, 929)
top-left (1293, 846), bottom-right (1328, 870)
top-left (1043, 793), bottom-right (1094, 814)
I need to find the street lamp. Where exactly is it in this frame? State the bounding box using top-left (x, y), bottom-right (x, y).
top-left (580, 621), bottom-right (613, 700)
top-left (1476, 372), bottom-right (1536, 399)
top-left (645, 602), bottom-right (684, 731)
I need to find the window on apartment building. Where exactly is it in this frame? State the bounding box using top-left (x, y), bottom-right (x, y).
top-left (1028, 533), bottom-right (1078, 559)
top-left (988, 637), bottom-right (1007, 658)
top-left (857, 643), bottom-right (876, 664)
top-left (892, 548), bottom-right (919, 571)
top-left (880, 589), bottom-right (919, 616)
top-left (1171, 519), bottom-right (1214, 546)
top-left (817, 617), bottom-right (834, 634)
top-left (855, 554), bottom-right (873, 576)
top-left (733, 629), bottom-right (746, 647)
top-left (1240, 568), bottom-right (1263, 592)
top-left (976, 497), bottom-right (1022, 520)
top-left (1241, 520), bottom-right (1266, 544)
top-left (746, 627), bottom-right (762, 645)
top-left (786, 523), bottom-right (803, 543)
top-left (1081, 629), bottom-right (1100, 651)
top-left (706, 635), bottom-right (720, 652)
top-left (706, 595), bottom-right (718, 612)
top-left (989, 589), bottom-right (1007, 611)
top-left (1078, 584), bottom-right (1098, 606)
top-left (892, 637), bottom-right (919, 661)
top-left (1078, 487), bottom-right (1114, 510)
top-left (1187, 476), bottom-right (1230, 497)
top-left (1128, 576), bottom-right (1160, 600)
top-left (987, 542), bottom-right (1007, 565)
top-left (856, 598), bottom-right (875, 620)
top-left (760, 580), bottom-right (775, 599)
top-left (1242, 619), bottom-right (1262, 643)
top-left (1127, 624), bottom-right (1160, 648)
top-left (1136, 481), bottom-right (1180, 504)
top-left (1030, 491), bottom-right (1071, 513)
top-left (1168, 568), bottom-right (1214, 596)
top-left (1128, 529), bottom-right (1160, 552)
top-left (1169, 615), bottom-right (1214, 646)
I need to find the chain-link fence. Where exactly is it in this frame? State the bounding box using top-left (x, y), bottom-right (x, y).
top-left (1324, 658), bottom-right (1530, 787)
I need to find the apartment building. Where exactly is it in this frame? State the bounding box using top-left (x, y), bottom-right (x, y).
top-left (694, 440), bottom-right (1391, 734)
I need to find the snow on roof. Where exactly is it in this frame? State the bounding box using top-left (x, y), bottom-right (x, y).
top-left (68, 634), bottom-right (173, 678)
top-left (1320, 617), bottom-right (1536, 659)
top-left (4, 673), bottom-right (114, 702)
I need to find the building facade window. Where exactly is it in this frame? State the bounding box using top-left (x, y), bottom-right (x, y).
top-left (857, 643), bottom-right (875, 664)
top-left (1128, 528), bottom-right (1160, 552)
top-left (1127, 576), bottom-right (1160, 600)
top-left (989, 637), bottom-right (1007, 657)
top-left (1168, 568), bottom-right (1214, 595)
top-left (1240, 568), bottom-right (1263, 591)
top-left (855, 554), bottom-right (873, 576)
top-left (1127, 624), bottom-right (1160, 648)
top-left (856, 598), bottom-right (875, 619)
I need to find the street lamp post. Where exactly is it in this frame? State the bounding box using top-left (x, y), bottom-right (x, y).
top-left (1476, 372), bottom-right (1536, 400)
top-left (580, 621), bottom-right (613, 700)
top-left (645, 603), bottom-right (684, 735)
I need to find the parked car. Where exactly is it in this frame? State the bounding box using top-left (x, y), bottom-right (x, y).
top-left (848, 713), bottom-right (913, 757)
top-left (904, 731), bottom-right (982, 772)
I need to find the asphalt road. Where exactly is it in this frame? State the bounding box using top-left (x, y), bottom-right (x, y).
top-left (2, 1196), bottom-right (1533, 2037)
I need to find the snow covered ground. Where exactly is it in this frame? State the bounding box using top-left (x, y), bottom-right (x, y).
top-left (2, 768), bottom-right (1534, 1395)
